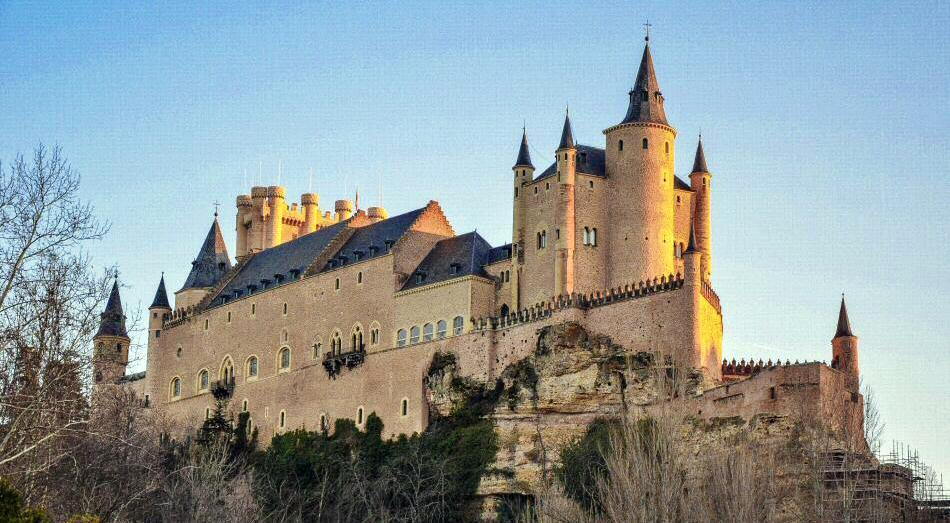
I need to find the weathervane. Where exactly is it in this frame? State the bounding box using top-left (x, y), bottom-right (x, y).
top-left (644, 20), bottom-right (652, 42)
top-left (213, 201), bottom-right (220, 218)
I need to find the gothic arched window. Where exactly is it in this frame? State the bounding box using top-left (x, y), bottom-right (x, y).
top-left (246, 356), bottom-right (258, 378)
top-left (452, 316), bottom-right (464, 336)
top-left (436, 320), bottom-right (447, 339)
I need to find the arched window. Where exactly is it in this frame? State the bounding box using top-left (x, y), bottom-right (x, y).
top-left (370, 323), bottom-right (380, 346)
top-left (246, 356), bottom-right (258, 378)
top-left (242, 399), bottom-right (248, 412)
top-left (278, 347), bottom-right (291, 371)
top-left (357, 271), bottom-right (363, 284)
top-left (401, 398), bottom-right (409, 417)
top-left (642, 138), bottom-right (649, 149)
top-left (452, 316), bottom-right (464, 336)
top-left (665, 142), bottom-right (670, 155)
top-left (334, 278), bottom-right (340, 290)
top-left (409, 326), bottom-right (420, 344)
top-left (500, 304), bottom-right (510, 317)
top-left (423, 323), bottom-right (434, 342)
top-left (536, 232), bottom-right (542, 250)
top-left (170, 377), bottom-right (181, 399)
top-left (319, 413), bottom-right (328, 432)
top-left (220, 357), bottom-right (234, 385)
top-left (591, 228), bottom-right (598, 246)
top-left (279, 410), bottom-right (286, 429)
top-left (198, 370), bottom-right (210, 392)
top-left (583, 227), bottom-right (590, 245)
top-left (176, 346), bottom-right (182, 358)
top-left (436, 320), bottom-right (447, 339)
top-left (331, 331), bottom-right (343, 354)
top-left (351, 325), bottom-right (364, 351)
top-left (397, 329), bottom-right (407, 347)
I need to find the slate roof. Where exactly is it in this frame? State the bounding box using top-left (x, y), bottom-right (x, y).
top-left (692, 138), bottom-right (709, 173)
top-left (210, 221), bottom-right (348, 306)
top-left (401, 232), bottom-right (494, 291)
top-left (535, 145), bottom-right (606, 181)
top-left (485, 243), bottom-right (513, 265)
top-left (96, 280), bottom-right (129, 338)
top-left (150, 274), bottom-right (170, 309)
top-left (320, 207), bottom-right (427, 272)
top-left (514, 130), bottom-right (534, 169)
top-left (834, 296), bottom-right (854, 338)
top-left (180, 219), bottom-right (232, 291)
top-left (674, 176), bottom-right (692, 191)
top-left (619, 41), bottom-right (669, 126)
top-left (558, 112), bottom-right (575, 150)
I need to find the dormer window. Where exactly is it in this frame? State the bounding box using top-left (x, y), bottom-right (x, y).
top-left (232, 289), bottom-right (242, 298)
top-left (260, 279), bottom-right (271, 289)
top-left (353, 250), bottom-right (364, 261)
top-left (384, 240), bottom-right (395, 251)
top-left (289, 269), bottom-right (300, 279)
top-left (368, 246), bottom-right (379, 256)
top-left (246, 284), bottom-right (257, 294)
top-left (338, 255), bottom-right (348, 265)
top-left (329, 260), bottom-right (337, 268)
top-left (415, 272), bottom-right (426, 284)
top-left (449, 263), bottom-right (461, 275)
top-left (274, 274), bottom-right (284, 284)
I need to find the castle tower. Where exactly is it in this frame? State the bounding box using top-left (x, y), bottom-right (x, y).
top-left (92, 280), bottom-right (131, 387)
top-left (511, 128), bottom-right (535, 310)
top-left (235, 194), bottom-right (252, 259)
top-left (554, 111), bottom-right (577, 297)
top-left (301, 192), bottom-right (320, 233)
top-left (603, 37), bottom-right (676, 287)
top-left (175, 215), bottom-right (232, 309)
top-left (832, 295), bottom-right (860, 390)
top-left (335, 199), bottom-right (354, 222)
top-left (688, 137), bottom-right (712, 280)
top-left (148, 274), bottom-right (171, 340)
top-left (265, 186), bottom-right (286, 248)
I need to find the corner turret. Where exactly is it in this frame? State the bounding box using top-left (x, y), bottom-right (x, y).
top-left (93, 279), bottom-right (131, 386)
top-left (176, 216), bottom-right (232, 309)
top-left (554, 110), bottom-right (577, 297)
top-left (148, 273), bottom-right (171, 337)
top-left (831, 295), bottom-right (860, 390)
top-left (688, 136), bottom-right (713, 280)
top-left (511, 128), bottom-right (535, 311)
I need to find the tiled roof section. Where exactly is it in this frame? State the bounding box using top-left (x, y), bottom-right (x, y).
top-left (834, 296), bottom-right (854, 338)
top-left (692, 137), bottom-right (709, 173)
top-left (685, 217), bottom-right (699, 254)
top-left (96, 280), bottom-right (128, 338)
top-left (180, 219), bottom-right (232, 291)
top-left (514, 130), bottom-right (534, 169)
top-left (674, 176), bottom-right (691, 191)
top-left (535, 145), bottom-right (606, 181)
top-left (320, 207), bottom-right (427, 272)
top-left (619, 42), bottom-right (669, 126)
top-left (558, 111), bottom-right (575, 150)
top-left (485, 243), bottom-right (513, 265)
top-left (401, 232), bottom-right (494, 291)
top-left (150, 274), bottom-right (170, 309)
top-left (210, 221), bottom-right (349, 306)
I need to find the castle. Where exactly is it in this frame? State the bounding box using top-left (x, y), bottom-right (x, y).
top-left (92, 38), bottom-right (862, 445)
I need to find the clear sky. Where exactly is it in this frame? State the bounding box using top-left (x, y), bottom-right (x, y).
top-left (2, 1), bottom-right (948, 475)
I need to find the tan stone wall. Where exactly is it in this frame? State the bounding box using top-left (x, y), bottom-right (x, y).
top-left (518, 176), bottom-right (558, 305)
top-left (572, 173), bottom-right (608, 295)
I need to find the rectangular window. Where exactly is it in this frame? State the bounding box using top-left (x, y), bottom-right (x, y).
top-left (283, 303), bottom-right (288, 315)
top-left (251, 303), bottom-right (256, 316)
top-left (155, 330), bottom-right (161, 338)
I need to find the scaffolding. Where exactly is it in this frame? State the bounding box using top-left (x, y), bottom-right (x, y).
top-left (880, 441), bottom-right (949, 513)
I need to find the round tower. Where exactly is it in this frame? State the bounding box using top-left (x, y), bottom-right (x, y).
top-left (92, 280), bottom-right (131, 387)
top-left (367, 206), bottom-right (389, 222)
top-left (265, 186), bottom-right (286, 249)
top-left (554, 111), bottom-right (577, 297)
top-left (511, 128), bottom-right (535, 310)
top-left (301, 192), bottom-right (320, 233)
top-left (335, 199), bottom-right (354, 222)
top-left (235, 194), bottom-right (252, 258)
top-left (604, 37), bottom-right (676, 287)
top-left (688, 136), bottom-right (712, 280)
top-left (832, 295), bottom-right (860, 391)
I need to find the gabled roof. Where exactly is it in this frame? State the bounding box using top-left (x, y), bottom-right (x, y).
top-left (95, 280), bottom-right (129, 338)
top-left (618, 41), bottom-right (669, 127)
top-left (209, 221), bottom-right (349, 306)
top-left (180, 218), bottom-right (232, 292)
top-left (320, 207), bottom-right (427, 272)
top-left (400, 232), bottom-right (494, 291)
top-left (150, 274), bottom-right (170, 309)
top-left (535, 145), bottom-right (606, 181)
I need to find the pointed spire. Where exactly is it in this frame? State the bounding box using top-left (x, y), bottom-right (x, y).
top-left (691, 136), bottom-right (709, 173)
top-left (150, 273), bottom-right (170, 309)
top-left (179, 216), bottom-right (232, 291)
top-left (513, 128), bottom-right (534, 169)
top-left (834, 295), bottom-right (855, 338)
top-left (558, 108), bottom-right (575, 150)
top-left (685, 217), bottom-right (699, 254)
top-left (619, 39), bottom-right (669, 126)
top-left (96, 279), bottom-right (128, 338)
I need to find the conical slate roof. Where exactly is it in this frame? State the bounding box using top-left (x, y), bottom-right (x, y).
top-left (834, 296), bottom-right (854, 338)
top-left (150, 274), bottom-right (170, 309)
top-left (692, 137), bottom-right (709, 173)
top-left (180, 218), bottom-right (232, 291)
top-left (558, 111), bottom-right (575, 150)
top-left (619, 41), bottom-right (669, 126)
top-left (514, 130), bottom-right (534, 169)
top-left (685, 217), bottom-right (699, 254)
top-left (95, 280), bottom-right (128, 338)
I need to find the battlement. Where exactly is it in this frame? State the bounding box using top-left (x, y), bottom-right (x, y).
top-left (721, 357), bottom-right (825, 382)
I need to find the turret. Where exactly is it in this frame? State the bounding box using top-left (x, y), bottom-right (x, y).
top-left (683, 218), bottom-right (702, 284)
top-left (511, 128), bottom-right (535, 310)
top-left (554, 111), bottom-right (577, 297)
top-left (367, 206), bottom-right (389, 222)
top-left (301, 192), bottom-right (320, 233)
top-left (148, 273), bottom-right (171, 336)
top-left (93, 279), bottom-right (131, 387)
top-left (175, 215), bottom-right (232, 309)
top-left (832, 295), bottom-right (860, 390)
top-left (235, 194), bottom-right (252, 258)
top-left (689, 137), bottom-right (712, 280)
top-left (604, 37), bottom-right (676, 288)
top-left (265, 186), bottom-right (286, 248)
top-left (335, 199), bottom-right (354, 222)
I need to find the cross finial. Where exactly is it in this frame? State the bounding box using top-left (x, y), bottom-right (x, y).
top-left (213, 201), bottom-right (220, 218)
top-left (644, 20), bottom-right (652, 42)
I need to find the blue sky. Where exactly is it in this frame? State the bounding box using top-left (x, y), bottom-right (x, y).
top-left (2, 2), bottom-right (948, 474)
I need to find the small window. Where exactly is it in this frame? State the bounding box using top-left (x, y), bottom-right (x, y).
top-left (545, 182), bottom-right (550, 190)
top-left (555, 228), bottom-right (560, 240)
top-left (436, 320), bottom-right (447, 339)
top-left (423, 323), bottom-right (434, 342)
top-left (279, 347), bottom-right (291, 371)
top-left (198, 370), bottom-right (209, 391)
top-left (251, 303), bottom-right (256, 315)
top-left (583, 227), bottom-right (590, 245)
top-left (619, 140), bottom-right (624, 151)
top-left (514, 187), bottom-right (519, 198)
top-left (242, 399), bottom-right (248, 412)
top-left (415, 272), bottom-right (426, 284)
top-left (410, 326), bottom-right (420, 344)
top-left (401, 398), bottom-right (408, 417)
top-left (397, 329), bottom-right (407, 347)
top-left (319, 414), bottom-right (328, 431)
top-left (155, 330), bottom-right (161, 338)
top-left (665, 142), bottom-right (670, 155)
top-left (335, 278), bottom-right (340, 291)
top-left (282, 329), bottom-right (288, 343)
top-left (279, 410), bottom-right (286, 429)
top-left (246, 356), bottom-right (258, 378)
top-left (357, 407), bottom-right (364, 426)
top-left (227, 311), bottom-right (232, 323)
top-left (170, 377), bottom-right (181, 398)
top-left (204, 319), bottom-right (209, 330)
top-left (642, 138), bottom-right (648, 149)
top-left (176, 346), bottom-right (182, 358)
top-left (312, 343), bottom-right (322, 359)
top-left (371, 328), bottom-right (380, 345)
top-left (452, 316), bottom-right (464, 336)
top-left (533, 186), bottom-right (538, 194)
top-left (357, 271), bottom-right (363, 284)
top-left (591, 228), bottom-right (598, 246)
top-left (283, 303), bottom-right (288, 315)
top-left (205, 408), bottom-right (211, 420)
top-left (588, 180), bottom-right (594, 189)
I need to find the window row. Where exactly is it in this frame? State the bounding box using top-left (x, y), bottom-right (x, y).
top-left (237, 398), bottom-right (412, 434)
top-left (396, 316), bottom-right (464, 347)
